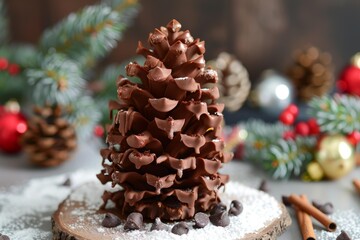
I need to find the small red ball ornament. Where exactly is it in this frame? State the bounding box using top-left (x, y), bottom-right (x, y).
top-left (94, 125), bottom-right (105, 138)
top-left (8, 64), bottom-right (21, 76)
top-left (0, 57), bottom-right (8, 70)
top-left (283, 130), bottom-right (295, 140)
top-left (285, 104), bottom-right (299, 117)
top-left (0, 102), bottom-right (27, 153)
top-left (347, 131), bottom-right (360, 145)
top-left (295, 122), bottom-right (310, 136)
top-left (307, 118), bottom-right (320, 135)
top-left (279, 111), bottom-right (295, 125)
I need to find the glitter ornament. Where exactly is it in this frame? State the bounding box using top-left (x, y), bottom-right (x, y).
top-left (316, 134), bottom-right (355, 179)
top-left (303, 162), bottom-right (324, 181)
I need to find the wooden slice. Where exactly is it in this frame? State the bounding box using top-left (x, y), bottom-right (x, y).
top-left (52, 182), bottom-right (291, 240)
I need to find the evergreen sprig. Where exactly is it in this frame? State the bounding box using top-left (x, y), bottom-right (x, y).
top-left (243, 120), bottom-right (315, 179)
top-left (309, 95), bottom-right (360, 134)
top-left (40, 5), bottom-right (121, 68)
top-left (26, 52), bottom-right (85, 106)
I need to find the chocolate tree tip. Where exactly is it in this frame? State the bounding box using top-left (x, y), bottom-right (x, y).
top-left (167, 19), bottom-right (181, 32)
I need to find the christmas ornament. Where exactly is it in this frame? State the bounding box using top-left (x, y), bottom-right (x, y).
top-left (22, 105), bottom-right (77, 167)
top-left (347, 131), bottom-right (360, 146)
top-left (295, 122), bottom-right (310, 136)
top-left (302, 162), bottom-right (324, 181)
top-left (251, 70), bottom-right (294, 116)
top-left (279, 111), bottom-right (295, 125)
top-left (0, 101), bottom-right (27, 153)
top-left (316, 134), bottom-right (355, 179)
top-left (208, 52), bottom-right (251, 112)
top-left (337, 53), bottom-right (360, 96)
top-left (97, 19), bottom-right (233, 220)
top-left (307, 118), bottom-right (320, 135)
top-left (287, 46), bottom-right (333, 101)
top-left (0, 57), bottom-right (8, 70)
top-left (94, 124), bottom-right (105, 138)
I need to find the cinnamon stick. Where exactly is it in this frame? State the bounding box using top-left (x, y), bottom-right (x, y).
top-left (353, 179), bottom-right (360, 194)
top-left (289, 194), bottom-right (336, 232)
top-left (295, 195), bottom-right (316, 240)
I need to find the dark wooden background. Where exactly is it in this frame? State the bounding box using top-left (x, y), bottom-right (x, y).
top-left (5, 0), bottom-right (360, 82)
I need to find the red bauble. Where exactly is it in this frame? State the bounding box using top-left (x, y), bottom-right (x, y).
top-left (0, 111), bottom-right (27, 153)
top-left (94, 125), bottom-right (105, 138)
top-left (338, 65), bottom-right (360, 96)
top-left (279, 111), bottom-right (295, 125)
top-left (295, 122), bottom-right (310, 136)
top-left (307, 118), bottom-right (320, 135)
top-left (8, 64), bottom-right (21, 75)
top-left (285, 104), bottom-right (299, 117)
top-left (347, 131), bottom-right (360, 145)
top-left (0, 57), bottom-right (8, 70)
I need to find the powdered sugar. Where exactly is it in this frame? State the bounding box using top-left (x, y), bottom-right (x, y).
top-left (0, 171), bottom-right (97, 239)
top-left (55, 181), bottom-right (284, 240)
top-left (0, 171), bottom-right (286, 240)
top-left (314, 209), bottom-right (360, 240)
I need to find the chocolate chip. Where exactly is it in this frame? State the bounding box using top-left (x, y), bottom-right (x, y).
top-left (171, 222), bottom-right (189, 235)
top-left (101, 213), bottom-right (121, 228)
top-left (210, 202), bottom-right (227, 215)
top-left (124, 212), bottom-right (143, 231)
top-left (210, 210), bottom-right (230, 227)
top-left (0, 233), bottom-right (10, 240)
top-left (282, 196), bottom-right (292, 207)
top-left (336, 230), bottom-right (351, 240)
top-left (194, 212), bottom-right (209, 228)
top-left (150, 217), bottom-right (169, 231)
top-left (228, 200), bottom-right (243, 216)
top-left (312, 201), bottom-right (334, 215)
top-left (61, 178), bottom-right (71, 187)
top-left (258, 179), bottom-right (269, 192)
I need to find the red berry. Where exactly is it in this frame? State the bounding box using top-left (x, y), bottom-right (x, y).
top-left (279, 111), bottom-right (295, 125)
top-left (295, 122), bottom-right (310, 136)
top-left (285, 104), bottom-right (299, 117)
top-left (8, 64), bottom-right (20, 75)
top-left (94, 125), bottom-right (105, 138)
top-left (307, 118), bottom-right (320, 135)
top-left (347, 131), bottom-right (360, 145)
top-left (0, 57), bottom-right (9, 70)
top-left (283, 130), bottom-right (295, 140)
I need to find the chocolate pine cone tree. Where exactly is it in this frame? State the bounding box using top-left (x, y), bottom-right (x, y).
top-left (97, 19), bottom-right (233, 221)
top-left (287, 46), bottom-right (334, 101)
top-left (209, 52), bottom-right (251, 112)
top-left (22, 106), bottom-right (77, 167)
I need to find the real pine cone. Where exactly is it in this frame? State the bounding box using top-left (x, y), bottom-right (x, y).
top-left (287, 46), bottom-right (334, 101)
top-left (97, 19), bottom-right (233, 221)
top-left (209, 52), bottom-right (251, 112)
top-left (22, 106), bottom-right (77, 167)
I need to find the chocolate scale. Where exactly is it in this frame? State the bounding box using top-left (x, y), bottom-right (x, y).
top-left (97, 19), bottom-right (233, 221)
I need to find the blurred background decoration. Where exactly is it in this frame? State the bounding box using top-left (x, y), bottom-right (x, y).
top-left (0, 0), bottom-right (359, 179)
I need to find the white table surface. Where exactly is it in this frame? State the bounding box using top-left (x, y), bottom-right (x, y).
top-left (0, 142), bottom-right (359, 239)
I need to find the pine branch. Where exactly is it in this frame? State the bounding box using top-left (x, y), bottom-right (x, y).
top-left (39, 5), bottom-right (122, 68)
top-left (105, 0), bottom-right (139, 23)
top-left (64, 95), bottom-right (102, 139)
top-left (309, 95), bottom-right (360, 134)
top-left (243, 120), bottom-right (315, 179)
top-left (26, 52), bottom-right (85, 106)
top-left (0, 0), bottom-right (8, 45)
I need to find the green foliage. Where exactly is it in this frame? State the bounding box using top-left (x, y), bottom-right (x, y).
top-left (309, 95), bottom-right (360, 134)
top-left (26, 52), bottom-right (85, 106)
top-left (243, 120), bottom-right (316, 179)
top-left (40, 5), bottom-right (121, 69)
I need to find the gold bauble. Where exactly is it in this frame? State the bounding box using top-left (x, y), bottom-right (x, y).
top-left (306, 162), bottom-right (325, 181)
top-left (316, 134), bottom-right (355, 179)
